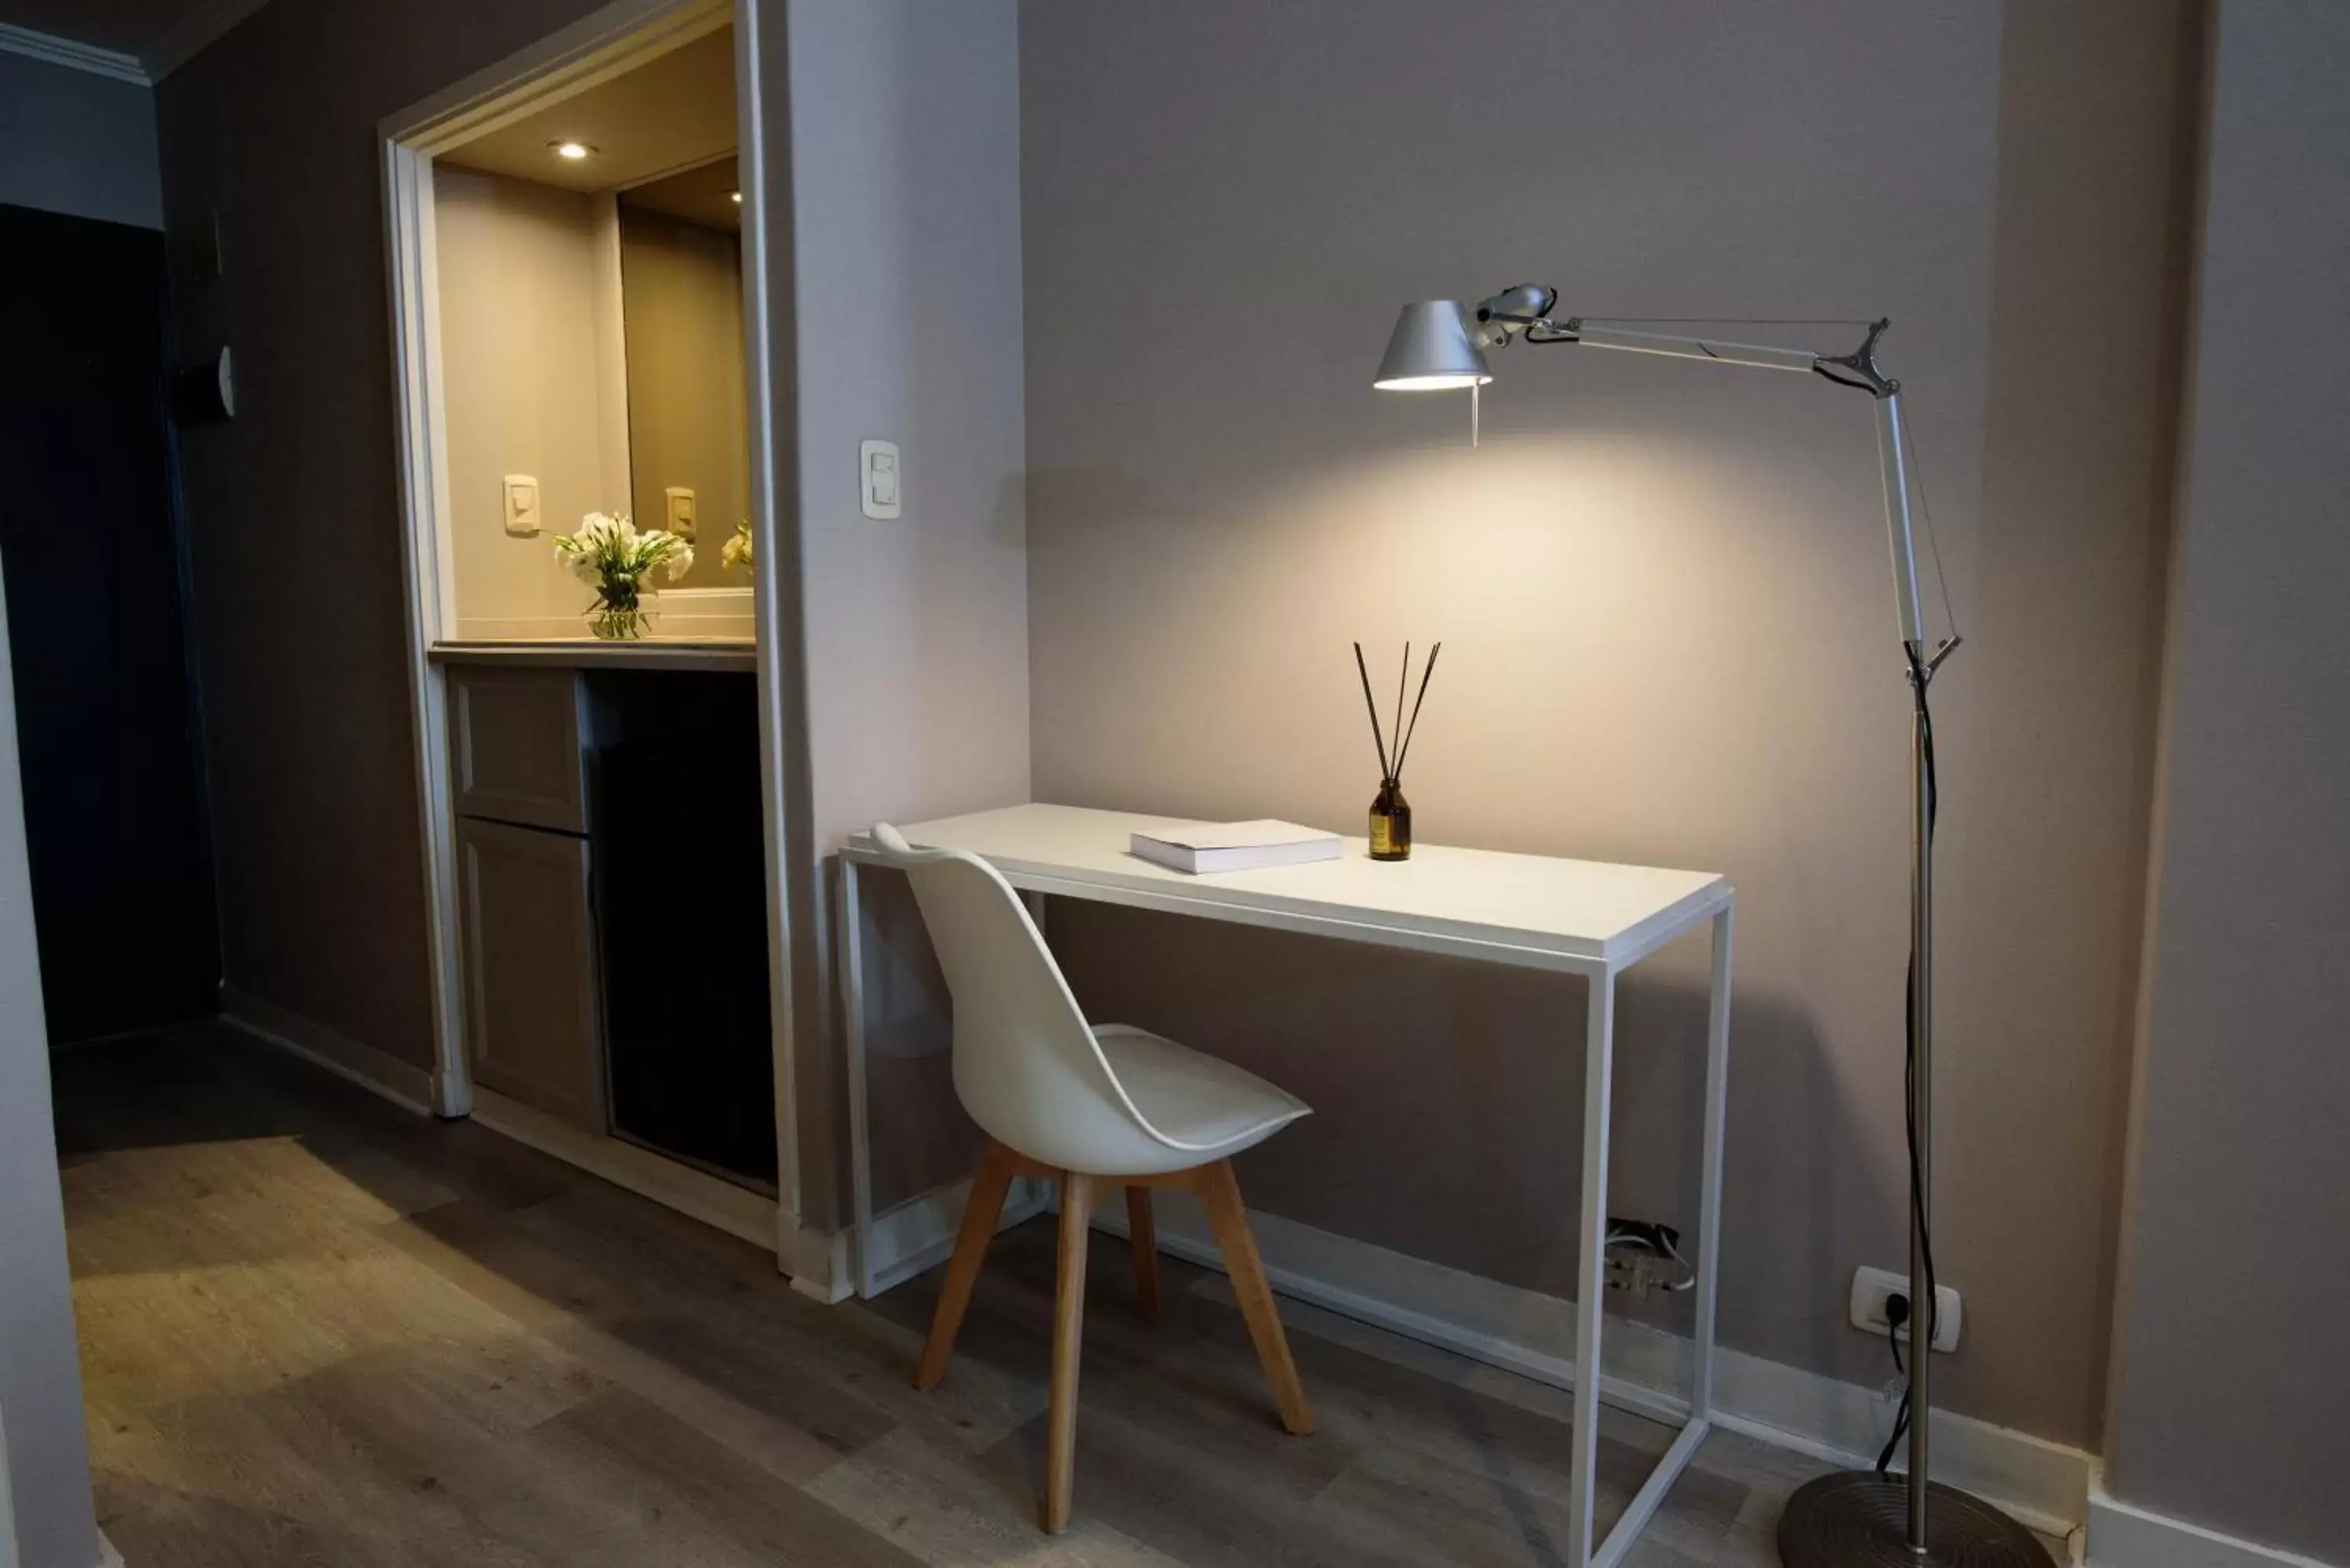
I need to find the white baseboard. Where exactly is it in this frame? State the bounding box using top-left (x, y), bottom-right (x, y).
top-left (786, 1176), bottom-right (1054, 1304)
top-left (1081, 1192), bottom-right (2091, 1537)
top-left (866, 1175), bottom-right (1054, 1298)
top-left (221, 990), bottom-right (436, 1117)
top-left (468, 1086), bottom-right (778, 1253)
top-left (2087, 1467), bottom-right (2340, 1568)
top-left (786, 1223), bottom-right (857, 1304)
top-left (97, 1526), bottom-right (125, 1566)
top-left (219, 998), bottom-right (781, 1266)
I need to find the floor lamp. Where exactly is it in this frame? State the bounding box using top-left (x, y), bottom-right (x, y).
top-left (1373, 289), bottom-right (2045, 1568)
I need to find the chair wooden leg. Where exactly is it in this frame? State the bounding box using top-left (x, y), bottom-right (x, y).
top-left (913, 1140), bottom-right (1018, 1392)
top-left (1195, 1160), bottom-right (1314, 1436)
top-left (1125, 1184), bottom-right (1162, 1319)
top-left (1044, 1171), bottom-right (1095, 1534)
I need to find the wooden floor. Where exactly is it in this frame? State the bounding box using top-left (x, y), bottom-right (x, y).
top-left (59, 1025), bottom-right (1856, 1568)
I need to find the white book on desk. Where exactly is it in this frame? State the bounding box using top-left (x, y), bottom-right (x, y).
top-left (1129, 820), bottom-right (1343, 875)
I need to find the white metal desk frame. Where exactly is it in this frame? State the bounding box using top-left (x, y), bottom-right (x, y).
top-left (837, 810), bottom-right (1734, 1568)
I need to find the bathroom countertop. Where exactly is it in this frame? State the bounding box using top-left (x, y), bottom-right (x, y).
top-left (429, 639), bottom-right (758, 673)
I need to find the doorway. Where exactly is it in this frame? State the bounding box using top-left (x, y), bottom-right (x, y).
top-left (0, 203), bottom-right (218, 1046)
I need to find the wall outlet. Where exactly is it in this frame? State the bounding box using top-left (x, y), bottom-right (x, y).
top-left (1850, 1265), bottom-right (1961, 1353)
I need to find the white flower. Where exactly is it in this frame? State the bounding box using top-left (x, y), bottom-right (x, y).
top-left (722, 520), bottom-right (754, 573)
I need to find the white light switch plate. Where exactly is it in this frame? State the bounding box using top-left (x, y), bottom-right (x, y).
top-left (860, 439), bottom-right (901, 519)
top-left (664, 485), bottom-right (696, 540)
top-left (502, 475), bottom-right (540, 537)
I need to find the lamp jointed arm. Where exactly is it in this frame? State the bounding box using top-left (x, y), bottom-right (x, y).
top-left (1462, 284), bottom-right (1939, 655)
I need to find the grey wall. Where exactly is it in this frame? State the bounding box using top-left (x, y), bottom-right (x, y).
top-left (2102, 2), bottom-right (2350, 1559)
top-left (154, 0), bottom-right (622, 1071)
top-left (0, 582), bottom-right (99, 1568)
top-left (784, 0), bottom-right (1028, 1224)
top-left (0, 50), bottom-right (160, 229)
top-left (1019, 0), bottom-right (2196, 1446)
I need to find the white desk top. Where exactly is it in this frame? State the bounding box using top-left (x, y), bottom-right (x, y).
top-left (849, 804), bottom-right (1728, 969)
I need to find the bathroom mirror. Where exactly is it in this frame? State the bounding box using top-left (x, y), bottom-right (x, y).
top-left (430, 22), bottom-right (754, 638)
top-left (619, 157), bottom-right (749, 592)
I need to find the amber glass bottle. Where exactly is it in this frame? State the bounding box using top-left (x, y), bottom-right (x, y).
top-left (1368, 778), bottom-right (1412, 861)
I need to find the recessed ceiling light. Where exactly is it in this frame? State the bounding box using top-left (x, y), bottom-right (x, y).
top-left (730, 190), bottom-right (743, 204)
top-left (551, 140), bottom-right (596, 161)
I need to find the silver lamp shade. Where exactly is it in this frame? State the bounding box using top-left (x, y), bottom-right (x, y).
top-left (1373, 300), bottom-right (1493, 390)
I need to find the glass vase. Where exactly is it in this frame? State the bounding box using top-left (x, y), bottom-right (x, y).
top-left (587, 583), bottom-right (655, 641)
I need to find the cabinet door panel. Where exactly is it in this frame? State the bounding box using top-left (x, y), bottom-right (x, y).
top-left (450, 667), bottom-right (587, 833)
top-left (457, 817), bottom-right (604, 1130)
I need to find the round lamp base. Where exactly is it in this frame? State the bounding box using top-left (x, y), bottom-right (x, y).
top-left (1779, 1472), bottom-right (2052, 1568)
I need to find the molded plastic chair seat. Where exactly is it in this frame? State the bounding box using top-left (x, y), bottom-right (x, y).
top-left (870, 820), bottom-right (1317, 1535)
top-left (1090, 1023), bottom-right (1307, 1165)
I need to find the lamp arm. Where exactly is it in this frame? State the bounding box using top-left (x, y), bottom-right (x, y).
top-left (1478, 288), bottom-right (1940, 655)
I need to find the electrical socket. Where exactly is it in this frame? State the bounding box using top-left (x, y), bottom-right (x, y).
top-left (1850, 1266), bottom-right (1961, 1353)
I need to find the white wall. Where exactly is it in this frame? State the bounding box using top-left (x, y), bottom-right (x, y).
top-left (781, 0), bottom-right (1029, 1223)
top-left (435, 167), bottom-right (635, 637)
top-left (0, 580), bottom-right (99, 1568)
top-left (2102, 3), bottom-right (2350, 1560)
top-left (0, 51), bottom-right (160, 229)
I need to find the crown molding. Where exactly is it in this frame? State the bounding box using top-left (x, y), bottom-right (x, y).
top-left (0, 20), bottom-right (150, 84)
top-left (144, 0), bottom-right (271, 80)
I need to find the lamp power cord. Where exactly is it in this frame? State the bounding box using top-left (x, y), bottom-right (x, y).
top-left (1876, 640), bottom-right (1942, 1478)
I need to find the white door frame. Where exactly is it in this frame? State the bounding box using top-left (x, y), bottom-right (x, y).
top-left (375, 0), bottom-right (803, 1254)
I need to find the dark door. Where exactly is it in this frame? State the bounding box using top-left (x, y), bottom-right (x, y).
top-left (0, 204), bottom-right (217, 1043)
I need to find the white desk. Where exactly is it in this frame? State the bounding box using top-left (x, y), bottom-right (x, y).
top-left (839, 803), bottom-right (1734, 1568)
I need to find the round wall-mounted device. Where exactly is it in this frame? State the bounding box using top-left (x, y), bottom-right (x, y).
top-left (173, 345), bottom-right (235, 424)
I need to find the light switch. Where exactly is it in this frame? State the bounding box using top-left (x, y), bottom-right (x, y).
top-left (502, 475), bottom-right (540, 537)
top-left (860, 439), bottom-right (901, 520)
top-left (664, 485), bottom-right (696, 540)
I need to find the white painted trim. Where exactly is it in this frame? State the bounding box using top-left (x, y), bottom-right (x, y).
top-left (2086, 1467), bottom-right (2341, 1568)
top-left (0, 21), bottom-right (148, 85)
top-left (96, 1526), bottom-right (125, 1566)
top-left (877, 1176), bottom-right (1054, 1296)
top-left (790, 1174), bottom-right (1052, 1304)
top-left (379, 0), bottom-right (794, 1201)
top-left (379, 0), bottom-right (728, 152)
top-left (381, 139), bottom-right (473, 1121)
top-left (221, 991), bottom-right (436, 1118)
top-left (732, 0), bottom-right (804, 1270)
top-left (469, 1086), bottom-right (777, 1252)
top-left (143, 0), bottom-right (270, 79)
top-left (786, 1223), bottom-right (855, 1304)
top-left (1081, 1194), bottom-right (2092, 1537)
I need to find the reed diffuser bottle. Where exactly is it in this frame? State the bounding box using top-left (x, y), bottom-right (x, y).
top-left (1368, 777), bottom-right (1412, 861)
top-left (1354, 641), bottom-right (1441, 863)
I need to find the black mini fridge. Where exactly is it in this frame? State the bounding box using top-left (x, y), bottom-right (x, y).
top-left (588, 672), bottom-right (777, 1190)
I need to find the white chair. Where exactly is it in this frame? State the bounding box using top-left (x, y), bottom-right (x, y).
top-left (870, 822), bottom-right (1316, 1534)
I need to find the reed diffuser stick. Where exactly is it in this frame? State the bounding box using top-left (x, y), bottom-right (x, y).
top-left (1353, 641), bottom-right (1392, 779)
top-left (1390, 641), bottom-right (1442, 781)
top-left (1393, 641), bottom-right (1412, 779)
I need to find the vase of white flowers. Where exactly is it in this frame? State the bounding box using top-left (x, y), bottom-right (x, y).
top-left (552, 511), bottom-right (694, 640)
